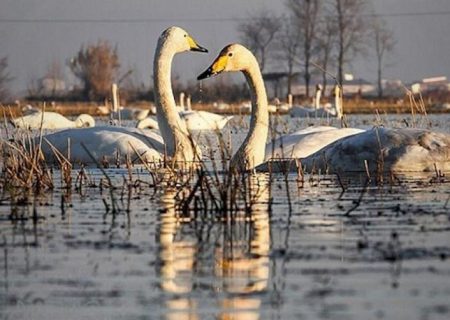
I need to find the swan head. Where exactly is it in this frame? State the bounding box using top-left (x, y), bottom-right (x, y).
top-left (136, 117), bottom-right (159, 130)
top-left (159, 26), bottom-right (208, 54)
top-left (197, 44), bottom-right (255, 80)
top-left (75, 114), bottom-right (95, 128)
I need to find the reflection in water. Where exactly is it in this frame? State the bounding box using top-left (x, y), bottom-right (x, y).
top-left (157, 174), bottom-right (270, 319)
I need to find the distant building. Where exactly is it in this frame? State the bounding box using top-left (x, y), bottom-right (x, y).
top-left (291, 76), bottom-right (376, 97)
top-left (411, 76), bottom-right (450, 94)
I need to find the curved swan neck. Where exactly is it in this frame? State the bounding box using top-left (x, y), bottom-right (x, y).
top-left (153, 37), bottom-right (195, 162)
top-left (231, 58), bottom-right (269, 171)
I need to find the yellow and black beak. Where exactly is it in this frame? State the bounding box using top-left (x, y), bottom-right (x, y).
top-left (187, 35), bottom-right (208, 53)
top-left (197, 54), bottom-right (228, 80)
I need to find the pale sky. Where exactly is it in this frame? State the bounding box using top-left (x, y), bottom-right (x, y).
top-left (1, 0), bottom-right (450, 96)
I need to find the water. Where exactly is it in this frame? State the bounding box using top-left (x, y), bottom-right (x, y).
top-left (1, 114), bottom-right (450, 319)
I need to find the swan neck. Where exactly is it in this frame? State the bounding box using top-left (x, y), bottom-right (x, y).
top-left (232, 59), bottom-right (268, 170)
top-left (315, 89), bottom-right (321, 110)
top-left (153, 38), bottom-right (194, 161)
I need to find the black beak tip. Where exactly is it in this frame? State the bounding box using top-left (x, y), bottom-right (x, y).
top-left (191, 46), bottom-right (208, 53)
top-left (197, 68), bottom-right (212, 81)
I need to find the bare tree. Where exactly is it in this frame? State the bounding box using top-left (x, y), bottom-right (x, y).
top-left (0, 56), bottom-right (13, 102)
top-left (237, 9), bottom-right (281, 72)
top-left (372, 16), bottom-right (396, 98)
top-left (286, 0), bottom-right (321, 98)
top-left (332, 0), bottom-right (370, 84)
top-left (276, 16), bottom-right (302, 95)
top-left (69, 40), bottom-right (120, 101)
top-left (44, 59), bottom-right (65, 97)
top-left (315, 4), bottom-right (338, 94)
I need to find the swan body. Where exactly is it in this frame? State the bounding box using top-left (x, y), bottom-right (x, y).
top-left (12, 112), bottom-right (95, 130)
top-left (41, 126), bottom-right (163, 164)
top-left (198, 44), bottom-right (268, 171)
top-left (180, 110), bottom-right (233, 131)
top-left (266, 126), bottom-right (364, 159)
top-left (137, 111), bottom-right (232, 131)
top-left (259, 127), bottom-right (450, 173)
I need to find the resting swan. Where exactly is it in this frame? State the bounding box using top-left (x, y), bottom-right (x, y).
top-left (260, 127), bottom-right (450, 173)
top-left (180, 110), bottom-right (233, 131)
top-left (39, 26), bottom-right (207, 165)
top-left (12, 112), bottom-right (95, 130)
top-left (137, 110), bottom-right (232, 131)
top-left (198, 44), bottom-right (269, 171)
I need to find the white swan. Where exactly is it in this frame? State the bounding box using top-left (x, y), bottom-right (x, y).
top-left (136, 111), bottom-right (232, 131)
top-left (154, 27), bottom-right (207, 162)
top-left (289, 84), bottom-right (343, 118)
top-left (261, 127), bottom-right (450, 173)
top-left (11, 112), bottom-right (95, 130)
top-left (39, 26), bottom-right (207, 165)
top-left (198, 44), bottom-right (269, 171)
top-left (313, 127), bottom-right (450, 173)
top-left (136, 117), bottom-right (160, 130)
top-left (180, 110), bottom-right (233, 131)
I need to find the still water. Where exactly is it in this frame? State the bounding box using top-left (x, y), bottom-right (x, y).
top-left (1, 114), bottom-right (449, 319)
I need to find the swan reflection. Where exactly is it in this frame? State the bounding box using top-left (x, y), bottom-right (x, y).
top-left (157, 173), bottom-right (270, 319)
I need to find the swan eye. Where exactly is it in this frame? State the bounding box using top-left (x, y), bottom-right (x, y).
top-left (184, 34), bottom-right (187, 37)
top-left (228, 52), bottom-right (233, 57)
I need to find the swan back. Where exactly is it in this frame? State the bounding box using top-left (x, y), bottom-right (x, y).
top-left (41, 126), bottom-right (164, 164)
top-left (302, 128), bottom-right (450, 173)
top-left (12, 112), bottom-right (75, 130)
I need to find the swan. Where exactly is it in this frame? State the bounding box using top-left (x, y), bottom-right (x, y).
top-left (136, 111), bottom-right (233, 131)
top-left (180, 110), bottom-right (233, 131)
top-left (260, 127), bottom-right (450, 174)
top-left (136, 117), bottom-right (160, 130)
top-left (38, 26), bottom-right (207, 165)
top-left (289, 84), bottom-right (343, 118)
top-left (11, 112), bottom-right (95, 130)
top-left (154, 26), bottom-right (207, 162)
top-left (198, 44), bottom-right (269, 171)
top-left (175, 91), bottom-right (233, 130)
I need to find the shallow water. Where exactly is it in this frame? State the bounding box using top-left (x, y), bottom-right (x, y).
top-left (1, 114), bottom-right (450, 319)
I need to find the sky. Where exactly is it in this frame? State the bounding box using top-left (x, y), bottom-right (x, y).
top-left (1, 0), bottom-right (450, 97)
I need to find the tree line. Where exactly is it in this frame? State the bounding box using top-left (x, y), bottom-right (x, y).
top-left (238, 0), bottom-right (395, 98)
top-left (0, 0), bottom-right (395, 103)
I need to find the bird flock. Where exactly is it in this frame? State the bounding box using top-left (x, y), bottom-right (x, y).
top-left (9, 26), bottom-right (450, 175)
